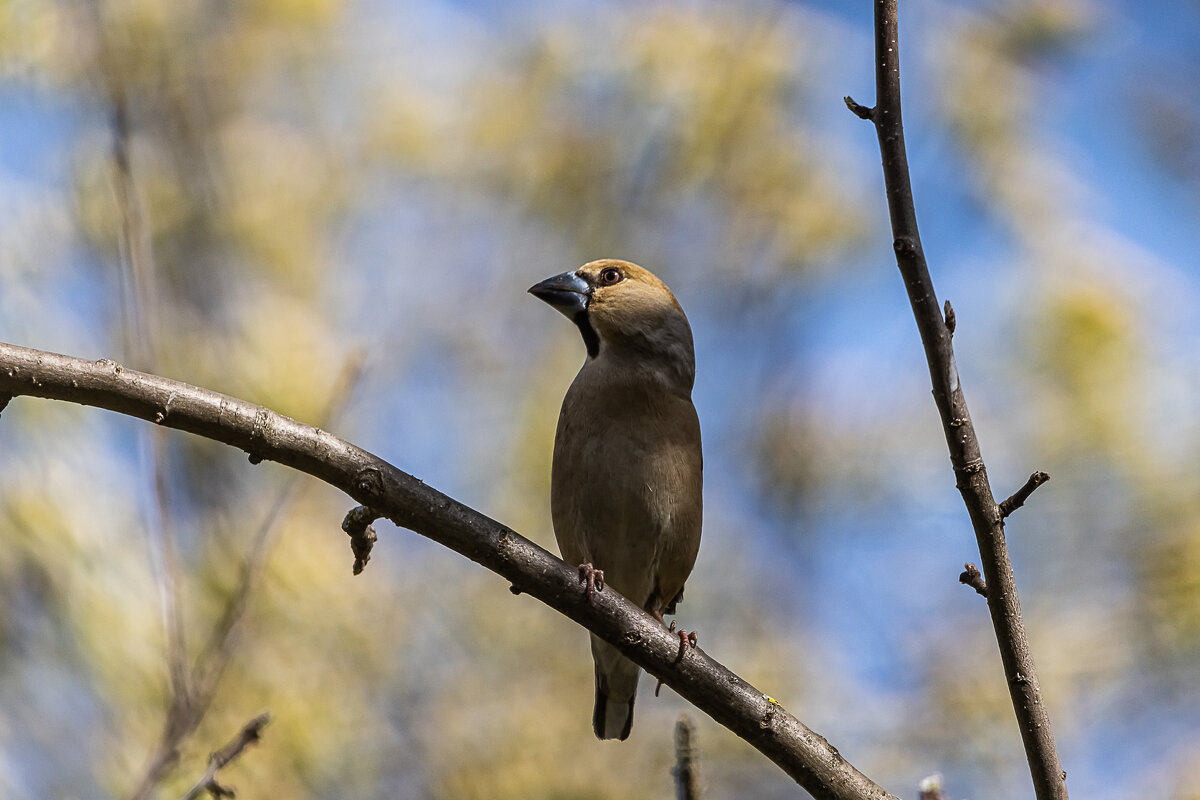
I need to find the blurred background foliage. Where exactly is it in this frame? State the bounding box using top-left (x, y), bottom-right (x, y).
top-left (0, 0), bottom-right (1198, 797)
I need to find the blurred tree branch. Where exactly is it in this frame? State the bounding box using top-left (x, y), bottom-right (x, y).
top-left (846, 1), bottom-right (1067, 799)
top-left (180, 713), bottom-right (270, 800)
top-left (0, 340), bottom-right (898, 800)
top-left (124, 353), bottom-right (363, 799)
top-left (106, 63), bottom-right (370, 799)
top-left (109, 80), bottom-right (194, 800)
top-left (673, 715), bottom-right (704, 800)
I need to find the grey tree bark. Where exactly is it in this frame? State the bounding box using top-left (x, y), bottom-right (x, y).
top-left (0, 340), bottom-right (897, 800)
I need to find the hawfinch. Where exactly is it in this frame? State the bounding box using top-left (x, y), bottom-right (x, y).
top-left (530, 259), bottom-right (703, 741)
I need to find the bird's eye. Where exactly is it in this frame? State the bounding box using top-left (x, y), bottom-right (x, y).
top-left (598, 267), bottom-right (624, 286)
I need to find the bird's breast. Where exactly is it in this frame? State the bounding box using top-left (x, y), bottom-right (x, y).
top-left (549, 369), bottom-right (702, 601)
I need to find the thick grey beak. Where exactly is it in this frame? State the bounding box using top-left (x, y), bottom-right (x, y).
top-left (528, 271), bottom-right (590, 319)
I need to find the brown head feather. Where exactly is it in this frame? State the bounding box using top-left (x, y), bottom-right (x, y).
top-left (574, 259), bottom-right (695, 394)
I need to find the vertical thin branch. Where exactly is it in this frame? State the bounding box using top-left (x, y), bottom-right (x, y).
top-left (846, 2), bottom-right (1068, 798)
top-left (110, 83), bottom-right (197, 800)
top-left (126, 353), bottom-right (363, 800)
top-left (672, 715), bottom-right (704, 800)
top-left (105, 52), bottom-right (367, 797)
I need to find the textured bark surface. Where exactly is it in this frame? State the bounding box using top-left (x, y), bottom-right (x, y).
top-left (0, 340), bottom-right (898, 800)
top-left (847, 2), bottom-right (1068, 798)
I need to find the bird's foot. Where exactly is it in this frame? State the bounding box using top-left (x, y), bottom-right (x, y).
top-left (577, 562), bottom-right (605, 603)
top-left (654, 623), bottom-right (699, 696)
top-left (668, 621), bottom-right (698, 664)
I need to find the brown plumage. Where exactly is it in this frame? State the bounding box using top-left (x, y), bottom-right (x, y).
top-left (529, 259), bottom-right (703, 741)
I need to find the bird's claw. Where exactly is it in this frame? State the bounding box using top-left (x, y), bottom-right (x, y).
top-left (577, 562), bottom-right (605, 603)
top-left (668, 621), bottom-right (698, 665)
top-left (655, 624), bottom-right (698, 695)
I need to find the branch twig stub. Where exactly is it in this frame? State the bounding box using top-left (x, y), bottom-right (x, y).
top-left (999, 472), bottom-right (1050, 519)
top-left (959, 563), bottom-right (988, 598)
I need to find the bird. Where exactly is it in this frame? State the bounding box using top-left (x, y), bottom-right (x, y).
top-left (529, 258), bottom-right (703, 741)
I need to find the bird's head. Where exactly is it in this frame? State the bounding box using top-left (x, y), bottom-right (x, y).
top-left (529, 259), bottom-right (695, 391)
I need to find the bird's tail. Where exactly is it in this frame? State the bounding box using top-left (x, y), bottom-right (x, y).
top-left (590, 634), bottom-right (641, 740)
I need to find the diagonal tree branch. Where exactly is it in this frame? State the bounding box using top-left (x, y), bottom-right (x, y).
top-left (180, 713), bottom-right (270, 800)
top-left (0, 340), bottom-right (898, 800)
top-left (845, 2), bottom-right (1068, 798)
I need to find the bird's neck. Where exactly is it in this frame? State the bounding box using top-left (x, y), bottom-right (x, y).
top-left (585, 344), bottom-right (695, 400)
